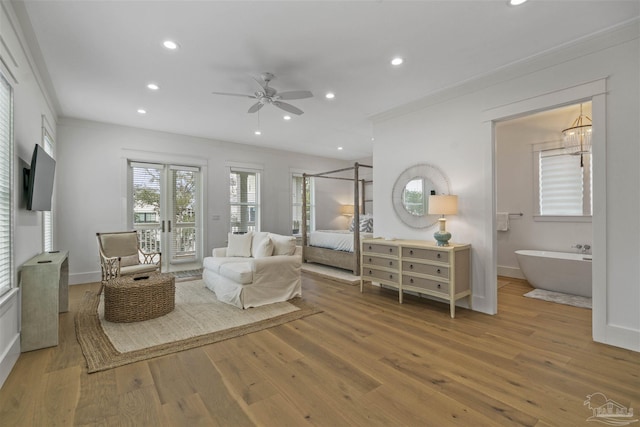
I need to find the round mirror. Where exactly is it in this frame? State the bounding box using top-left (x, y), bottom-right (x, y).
top-left (392, 164), bottom-right (450, 228)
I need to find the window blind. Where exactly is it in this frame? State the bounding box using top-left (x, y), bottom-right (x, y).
top-left (42, 132), bottom-right (54, 252)
top-left (230, 169), bottom-right (259, 233)
top-left (0, 73), bottom-right (13, 297)
top-left (292, 175), bottom-right (314, 233)
top-left (539, 150), bottom-right (584, 215)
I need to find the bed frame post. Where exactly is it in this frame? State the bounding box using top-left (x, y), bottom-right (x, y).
top-left (353, 162), bottom-right (361, 275)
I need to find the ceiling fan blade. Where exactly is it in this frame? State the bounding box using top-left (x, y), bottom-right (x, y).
top-left (248, 102), bottom-right (264, 114)
top-left (273, 101), bottom-right (304, 115)
top-left (211, 91), bottom-right (256, 99)
top-left (278, 90), bottom-right (313, 100)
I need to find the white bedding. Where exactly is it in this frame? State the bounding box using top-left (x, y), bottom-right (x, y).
top-left (309, 230), bottom-right (374, 252)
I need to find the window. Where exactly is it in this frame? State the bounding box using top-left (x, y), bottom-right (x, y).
top-left (0, 72), bottom-right (13, 297)
top-left (42, 128), bottom-right (54, 252)
top-left (292, 174), bottom-right (314, 234)
top-left (229, 168), bottom-right (260, 233)
top-left (537, 147), bottom-right (592, 217)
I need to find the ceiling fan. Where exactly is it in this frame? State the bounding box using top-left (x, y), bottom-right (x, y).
top-left (212, 72), bottom-right (313, 115)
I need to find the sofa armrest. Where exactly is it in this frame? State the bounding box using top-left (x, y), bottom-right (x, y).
top-left (251, 255), bottom-right (301, 289)
top-left (212, 247), bottom-right (227, 257)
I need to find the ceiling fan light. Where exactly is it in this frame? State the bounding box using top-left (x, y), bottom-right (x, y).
top-left (254, 130), bottom-right (262, 136)
top-left (391, 57), bottom-right (404, 66)
top-left (137, 109), bottom-right (147, 114)
top-left (325, 92), bottom-right (335, 99)
top-left (147, 83), bottom-right (159, 90)
top-left (283, 115), bottom-right (291, 121)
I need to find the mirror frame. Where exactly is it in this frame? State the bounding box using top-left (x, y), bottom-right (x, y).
top-left (392, 163), bottom-right (451, 228)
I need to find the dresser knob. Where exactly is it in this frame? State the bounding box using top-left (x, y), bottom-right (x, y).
top-left (410, 278), bottom-right (414, 284)
top-left (389, 274), bottom-right (393, 279)
top-left (409, 264), bottom-right (414, 269)
top-left (389, 261), bottom-right (393, 266)
top-left (437, 269), bottom-right (441, 274)
top-left (389, 248), bottom-right (393, 253)
top-left (437, 253), bottom-right (441, 258)
top-left (410, 250), bottom-right (414, 255)
top-left (369, 258), bottom-right (372, 262)
top-left (437, 284), bottom-right (441, 288)
top-left (369, 270), bottom-right (372, 275)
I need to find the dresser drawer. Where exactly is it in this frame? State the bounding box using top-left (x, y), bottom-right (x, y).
top-left (363, 243), bottom-right (399, 257)
top-left (402, 275), bottom-right (449, 295)
top-left (402, 261), bottom-right (449, 279)
top-left (402, 247), bottom-right (449, 263)
top-left (364, 255), bottom-right (398, 269)
top-left (363, 267), bottom-right (399, 283)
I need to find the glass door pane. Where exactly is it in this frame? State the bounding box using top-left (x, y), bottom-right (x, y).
top-left (169, 166), bottom-right (199, 264)
top-left (131, 164), bottom-right (163, 256)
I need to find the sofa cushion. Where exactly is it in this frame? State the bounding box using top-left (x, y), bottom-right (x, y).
top-left (227, 232), bottom-right (253, 257)
top-left (203, 256), bottom-right (247, 274)
top-left (270, 233), bottom-right (296, 256)
top-left (251, 232), bottom-right (271, 257)
top-left (219, 262), bottom-right (253, 285)
top-left (253, 237), bottom-right (274, 258)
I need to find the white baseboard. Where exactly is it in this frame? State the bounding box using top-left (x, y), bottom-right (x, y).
top-left (0, 334), bottom-right (20, 389)
top-left (70, 271), bottom-right (101, 285)
top-left (497, 265), bottom-right (525, 280)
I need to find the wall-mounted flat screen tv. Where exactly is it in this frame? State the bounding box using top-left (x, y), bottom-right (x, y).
top-left (24, 144), bottom-right (55, 211)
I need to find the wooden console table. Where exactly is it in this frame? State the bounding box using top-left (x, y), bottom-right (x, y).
top-left (360, 239), bottom-right (470, 318)
top-left (20, 251), bottom-right (69, 352)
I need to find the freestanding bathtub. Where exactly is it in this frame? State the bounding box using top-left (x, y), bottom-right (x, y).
top-left (515, 250), bottom-right (592, 297)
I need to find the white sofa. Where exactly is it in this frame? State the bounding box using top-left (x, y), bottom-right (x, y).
top-left (202, 231), bottom-right (302, 309)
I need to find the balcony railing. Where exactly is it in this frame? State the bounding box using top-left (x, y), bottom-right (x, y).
top-left (134, 223), bottom-right (197, 260)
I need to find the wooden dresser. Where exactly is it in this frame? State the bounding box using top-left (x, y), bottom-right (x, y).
top-left (360, 238), bottom-right (471, 318)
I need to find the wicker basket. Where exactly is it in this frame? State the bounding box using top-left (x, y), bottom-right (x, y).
top-left (104, 272), bottom-right (175, 323)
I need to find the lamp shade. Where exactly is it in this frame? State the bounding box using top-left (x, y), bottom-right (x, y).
top-left (340, 204), bottom-right (354, 215)
top-left (428, 195), bottom-right (458, 215)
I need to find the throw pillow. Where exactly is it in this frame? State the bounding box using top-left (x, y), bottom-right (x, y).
top-left (251, 231), bottom-right (271, 257)
top-left (270, 233), bottom-right (296, 256)
top-left (348, 217), bottom-right (356, 232)
top-left (253, 237), bottom-right (274, 258)
top-left (359, 216), bottom-right (374, 232)
top-left (119, 254), bottom-right (139, 267)
top-left (227, 232), bottom-right (253, 257)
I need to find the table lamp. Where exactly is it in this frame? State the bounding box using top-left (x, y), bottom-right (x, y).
top-left (428, 195), bottom-right (458, 246)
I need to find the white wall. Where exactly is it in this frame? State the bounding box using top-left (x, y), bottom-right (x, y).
top-left (372, 21), bottom-right (639, 351)
top-left (56, 118), bottom-right (351, 284)
top-left (496, 104), bottom-right (593, 278)
top-left (0, 1), bottom-right (59, 387)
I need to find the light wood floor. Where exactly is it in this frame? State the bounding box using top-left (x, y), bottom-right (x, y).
top-left (1, 275), bottom-right (638, 426)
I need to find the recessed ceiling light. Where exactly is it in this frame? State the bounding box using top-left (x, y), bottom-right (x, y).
top-left (137, 109), bottom-right (147, 114)
top-left (391, 57), bottom-right (404, 66)
top-left (337, 147), bottom-right (343, 150)
top-left (147, 83), bottom-right (159, 90)
top-left (163, 40), bottom-right (179, 50)
top-left (254, 130), bottom-right (262, 136)
top-left (325, 92), bottom-right (335, 100)
top-left (283, 115), bottom-right (291, 121)
top-left (508, 0), bottom-right (528, 5)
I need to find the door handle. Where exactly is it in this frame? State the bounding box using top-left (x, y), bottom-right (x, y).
top-left (168, 220), bottom-right (172, 233)
top-left (161, 220), bottom-right (165, 233)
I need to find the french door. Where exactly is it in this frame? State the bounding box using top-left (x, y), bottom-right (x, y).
top-left (129, 162), bottom-right (202, 271)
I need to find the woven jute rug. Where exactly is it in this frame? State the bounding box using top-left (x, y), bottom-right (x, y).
top-left (76, 279), bottom-right (321, 373)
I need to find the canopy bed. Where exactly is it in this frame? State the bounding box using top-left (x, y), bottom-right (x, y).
top-left (301, 162), bottom-right (373, 275)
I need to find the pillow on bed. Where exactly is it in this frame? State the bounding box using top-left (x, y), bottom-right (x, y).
top-left (227, 232), bottom-right (253, 257)
top-left (359, 216), bottom-right (373, 232)
top-left (349, 217), bottom-right (356, 232)
top-left (270, 233), bottom-right (296, 256)
top-left (253, 237), bottom-right (274, 258)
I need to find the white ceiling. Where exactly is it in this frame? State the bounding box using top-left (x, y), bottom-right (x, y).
top-left (15, 1), bottom-right (639, 160)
